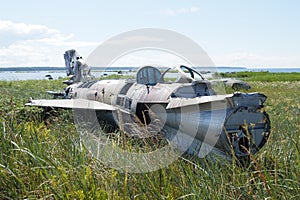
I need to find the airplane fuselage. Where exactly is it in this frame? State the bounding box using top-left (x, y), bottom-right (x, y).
top-left (27, 65), bottom-right (270, 160)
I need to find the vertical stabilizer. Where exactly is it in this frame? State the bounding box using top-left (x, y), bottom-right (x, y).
top-left (63, 49), bottom-right (93, 84)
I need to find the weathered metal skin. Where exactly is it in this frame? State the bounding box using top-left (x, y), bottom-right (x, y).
top-left (26, 54), bottom-right (270, 160)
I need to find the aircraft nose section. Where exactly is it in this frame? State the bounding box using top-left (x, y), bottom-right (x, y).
top-left (163, 93), bottom-right (271, 160)
top-left (223, 107), bottom-right (271, 157)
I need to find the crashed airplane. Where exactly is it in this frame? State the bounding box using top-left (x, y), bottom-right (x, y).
top-left (26, 49), bottom-right (270, 162)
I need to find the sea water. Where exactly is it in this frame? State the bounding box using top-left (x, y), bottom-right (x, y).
top-left (0, 67), bottom-right (299, 81)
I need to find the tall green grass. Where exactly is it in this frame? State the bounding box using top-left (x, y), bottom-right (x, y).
top-left (216, 71), bottom-right (300, 82)
top-left (0, 79), bottom-right (299, 199)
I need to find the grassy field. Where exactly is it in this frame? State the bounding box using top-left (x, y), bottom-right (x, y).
top-left (0, 75), bottom-right (299, 199)
top-left (216, 71), bottom-right (300, 82)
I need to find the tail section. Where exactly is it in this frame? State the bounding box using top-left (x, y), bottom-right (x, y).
top-left (63, 49), bottom-right (94, 84)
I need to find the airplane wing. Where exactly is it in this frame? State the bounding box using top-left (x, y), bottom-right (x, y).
top-left (166, 95), bottom-right (229, 109)
top-left (25, 99), bottom-right (116, 111)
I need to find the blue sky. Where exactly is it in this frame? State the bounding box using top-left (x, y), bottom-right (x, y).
top-left (0, 0), bottom-right (299, 67)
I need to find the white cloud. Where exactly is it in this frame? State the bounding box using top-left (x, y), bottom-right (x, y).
top-left (0, 20), bottom-right (98, 67)
top-left (211, 52), bottom-right (300, 68)
top-left (0, 20), bottom-right (58, 35)
top-left (163, 7), bottom-right (200, 16)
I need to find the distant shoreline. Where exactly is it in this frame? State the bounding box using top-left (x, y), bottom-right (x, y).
top-left (0, 66), bottom-right (299, 73)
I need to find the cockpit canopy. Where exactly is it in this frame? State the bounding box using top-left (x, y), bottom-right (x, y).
top-left (136, 65), bottom-right (206, 85)
top-left (136, 66), bottom-right (162, 85)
